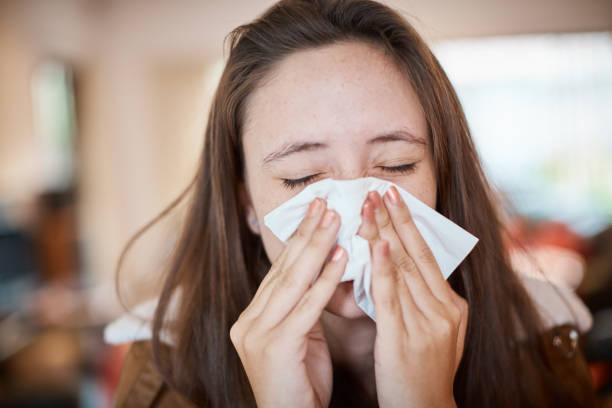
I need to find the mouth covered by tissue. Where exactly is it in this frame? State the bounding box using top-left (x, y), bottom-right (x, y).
top-left (263, 177), bottom-right (478, 321)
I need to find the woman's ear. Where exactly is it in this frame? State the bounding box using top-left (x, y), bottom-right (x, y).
top-left (239, 182), bottom-right (261, 235)
top-left (246, 206), bottom-right (260, 235)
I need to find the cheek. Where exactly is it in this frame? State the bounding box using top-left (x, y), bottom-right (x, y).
top-left (245, 180), bottom-right (291, 264)
top-left (259, 226), bottom-right (286, 264)
top-left (396, 161), bottom-right (437, 209)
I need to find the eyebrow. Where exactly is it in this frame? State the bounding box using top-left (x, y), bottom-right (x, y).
top-left (261, 129), bottom-right (427, 167)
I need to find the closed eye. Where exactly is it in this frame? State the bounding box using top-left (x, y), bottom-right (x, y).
top-left (378, 163), bottom-right (416, 174)
top-left (282, 173), bottom-right (322, 189)
top-left (281, 163), bottom-right (416, 190)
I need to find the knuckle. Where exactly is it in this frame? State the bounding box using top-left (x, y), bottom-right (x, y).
top-left (417, 243), bottom-right (435, 263)
top-left (358, 223), bottom-right (377, 240)
top-left (447, 304), bottom-right (461, 322)
top-left (308, 230), bottom-right (328, 248)
top-left (396, 255), bottom-right (417, 274)
top-left (366, 235), bottom-right (381, 251)
top-left (377, 212), bottom-right (392, 231)
top-left (451, 295), bottom-right (469, 315)
top-left (421, 322), bottom-right (438, 340)
top-left (235, 308), bottom-right (249, 322)
top-left (374, 292), bottom-right (400, 313)
top-left (269, 255), bottom-right (285, 271)
top-left (293, 225), bottom-right (310, 242)
top-left (277, 273), bottom-right (297, 290)
top-left (398, 211), bottom-right (413, 228)
top-left (435, 316), bottom-right (454, 336)
top-left (229, 323), bottom-right (241, 345)
top-left (299, 290), bottom-right (313, 307)
top-left (309, 231), bottom-right (335, 253)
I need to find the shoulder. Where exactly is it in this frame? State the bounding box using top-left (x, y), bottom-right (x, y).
top-left (510, 245), bottom-right (592, 334)
top-left (114, 341), bottom-right (197, 408)
top-left (514, 269), bottom-right (599, 405)
top-left (508, 251), bottom-right (599, 405)
top-left (533, 323), bottom-right (600, 407)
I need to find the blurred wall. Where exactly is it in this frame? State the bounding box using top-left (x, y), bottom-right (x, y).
top-left (75, 60), bottom-right (220, 309)
top-left (0, 12), bottom-right (37, 215)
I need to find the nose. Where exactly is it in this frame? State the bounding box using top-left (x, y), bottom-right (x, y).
top-left (328, 155), bottom-right (368, 181)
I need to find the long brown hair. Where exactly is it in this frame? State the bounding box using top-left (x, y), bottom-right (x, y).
top-left (119, 0), bottom-right (587, 406)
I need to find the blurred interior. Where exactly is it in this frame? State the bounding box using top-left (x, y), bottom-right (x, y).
top-left (0, 0), bottom-right (611, 406)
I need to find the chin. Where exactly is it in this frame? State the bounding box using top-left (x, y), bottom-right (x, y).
top-left (324, 281), bottom-right (369, 319)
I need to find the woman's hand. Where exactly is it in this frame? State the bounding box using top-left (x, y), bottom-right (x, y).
top-left (357, 187), bottom-right (469, 408)
top-left (230, 198), bottom-right (347, 408)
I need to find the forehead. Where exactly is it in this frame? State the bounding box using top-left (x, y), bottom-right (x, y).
top-left (242, 41), bottom-right (427, 158)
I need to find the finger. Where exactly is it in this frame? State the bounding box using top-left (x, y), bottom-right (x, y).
top-left (284, 245), bottom-right (347, 335)
top-left (246, 198), bottom-right (327, 317)
top-left (362, 202), bottom-right (424, 330)
top-left (370, 240), bottom-right (403, 333)
top-left (368, 191), bottom-right (444, 316)
top-left (268, 197), bottom-right (326, 281)
top-left (394, 259), bottom-right (425, 334)
top-left (450, 291), bottom-right (469, 370)
top-left (282, 197), bottom-right (327, 264)
top-left (356, 196), bottom-right (380, 244)
top-left (259, 209), bottom-right (341, 328)
top-left (237, 270), bottom-right (276, 321)
top-left (382, 186), bottom-right (454, 304)
top-left (366, 192), bottom-right (404, 261)
top-left (368, 191), bottom-right (426, 275)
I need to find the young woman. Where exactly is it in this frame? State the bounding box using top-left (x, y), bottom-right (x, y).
top-left (112, 0), bottom-right (598, 406)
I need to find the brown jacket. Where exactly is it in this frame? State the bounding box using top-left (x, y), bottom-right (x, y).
top-left (113, 323), bottom-right (599, 407)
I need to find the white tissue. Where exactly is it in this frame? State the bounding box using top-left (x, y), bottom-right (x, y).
top-left (263, 177), bottom-right (478, 321)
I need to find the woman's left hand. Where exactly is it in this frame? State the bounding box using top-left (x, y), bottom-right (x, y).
top-left (357, 187), bottom-right (469, 408)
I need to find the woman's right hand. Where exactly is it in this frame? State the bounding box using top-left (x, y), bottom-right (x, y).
top-left (230, 198), bottom-right (347, 408)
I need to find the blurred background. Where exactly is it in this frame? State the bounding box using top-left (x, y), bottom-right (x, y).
top-left (0, 0), bottom-right (611, 406)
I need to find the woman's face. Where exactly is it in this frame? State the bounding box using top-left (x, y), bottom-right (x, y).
top-left (241, 41), bottom-right (436, 319)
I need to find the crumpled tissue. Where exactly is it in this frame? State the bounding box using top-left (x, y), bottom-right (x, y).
top-left (263, 177), bottom-right (478, 321)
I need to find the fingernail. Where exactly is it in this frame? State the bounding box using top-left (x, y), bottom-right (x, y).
top-left (385, 186), bottom-right (400, 205)
top-left (362, 201), bottom-right (373, 221)
top-left (307, 198), bottom-right (322, 217)
top-left (331, 246), bottom-right (344, 261)
top-left (320, 210), bottom-right (336, 228)
top-left (367, 191), bottom-right (380, 210)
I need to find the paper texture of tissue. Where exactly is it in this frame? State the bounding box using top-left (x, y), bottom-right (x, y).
top-left (263, 177), bottom-right (478, 321)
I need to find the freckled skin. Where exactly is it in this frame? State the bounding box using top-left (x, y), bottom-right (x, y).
top-left (241, 41), bottom-right (436, 318)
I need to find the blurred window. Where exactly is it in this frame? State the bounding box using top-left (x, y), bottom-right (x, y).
top-left (433, 32), bottom-right (612, 234)
top-left (31, 61), bottom-right (77, 192)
